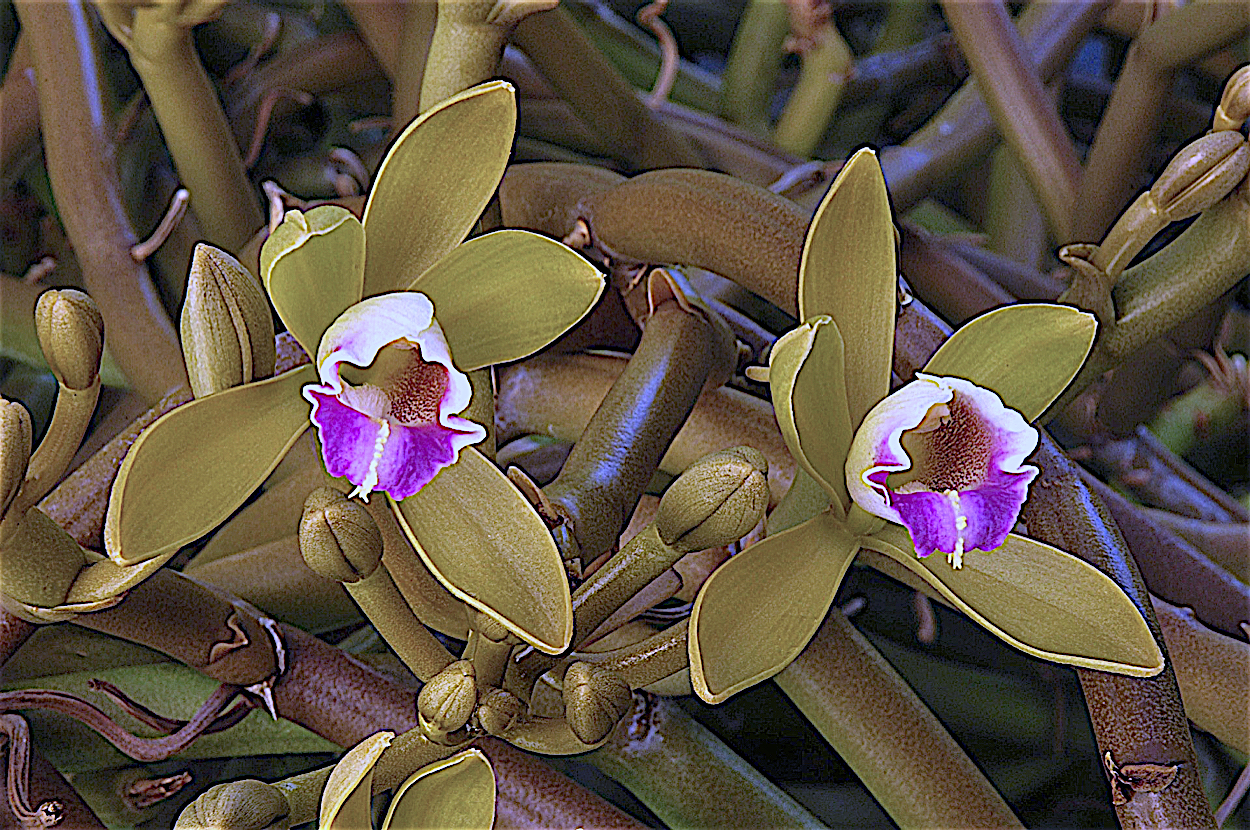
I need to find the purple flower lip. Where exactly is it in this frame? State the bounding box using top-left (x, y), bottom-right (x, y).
top-left (845, 374), bottom-right (1039, 568)
top-left (303, 292), bottom-right (485, 501)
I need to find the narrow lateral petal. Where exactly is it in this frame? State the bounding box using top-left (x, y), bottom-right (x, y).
top-left (105, 367), bottom-right (315, 565)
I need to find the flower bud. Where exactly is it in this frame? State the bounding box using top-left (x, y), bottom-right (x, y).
top-left (418, 660), bottom-right (477, 737)
top-left (475, 687), bottom-right (525, 736)
top-left (1151, 131), bottom-right (1250, 221)
top-left (563, 662), bottom-right (632, 745)
top-left (298, 487), bottom-right (383, 583)
top-left (175, 780), bottom-right (290, 830)
top-left (1214, 66), bottom-right (1250, 132)
top-left (0, 398), bottom-right (33, 516)
top-left (182, 244), bottom-right (276, 398)
top-left (35, 289), bottom-right (103, 391)
top-left (657, 447), bottom-right (769, 552)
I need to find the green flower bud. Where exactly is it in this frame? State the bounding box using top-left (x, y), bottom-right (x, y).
top-left (1214, 66), bottom-right (1250, 132)
top-left (0, 398), bottom-right (32, 516)
top-left (298, 487), bottom-right (383, 583)
top-left (657, 447), bottom-right (769, 552)
top-left (563, 662), bottom-right (632, 745)
top-left (418, 660), bottom-right (478, 738)
top-left (1150, 131), bottom-right (1250, 221)
top-left (34, 289), bottom-right (103, 391)
top-left (181, 243), bottom-right (276, 398)
top-left (175, 780), bottom-right (290, 830)
top-left (475, 687), bottom-right (525, 736)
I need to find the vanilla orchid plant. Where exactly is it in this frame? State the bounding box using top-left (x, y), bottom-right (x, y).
top-left (687, 150), bottom-right (1165, 704)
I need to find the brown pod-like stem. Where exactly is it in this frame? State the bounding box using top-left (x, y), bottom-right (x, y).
top-left (575, 620), bottom-right (689, 691)
top-left (543, 299), bottom-right (731, 565)
top-left (71, 568), bottom-right (277, 688)
top-left (17, 0), bottom-right (187, 402)
top-left (1021, 438), bottom-right (1216, 829)
top-left (940, 0), bottom-right (1082, 241)
top-left (512, 7), bottom-right (702, 170)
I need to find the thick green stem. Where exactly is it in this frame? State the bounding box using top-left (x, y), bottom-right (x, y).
top-left (419, 1), bottom-right (506, 111)
top-left (941, 0), bottom-right (1081, 241)
top-left (588, 693), bottom-right (825, 829)
top-left (719, 0), bottom-right (789, 135)
top-left (777, 611), bottom-right (1022, 829)
top-left (109, 6), bottom-right (263, 252)
top-left (17, 0), bottom-right (188, 402)
top-left (543, 301), bottom-right (726, 562)
top-left (772, 22), bottom-right (853, 158)
top-left (1053, 187), bottom-right (1250, 412)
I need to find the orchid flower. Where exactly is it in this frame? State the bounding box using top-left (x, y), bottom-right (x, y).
top-left (687, 150), bottom-right (1164, 704)
top-left (106, 80), bottom-right (603, 600)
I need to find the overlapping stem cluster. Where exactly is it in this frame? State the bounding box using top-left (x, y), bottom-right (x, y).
top-left (1, 3), bottom-right (1248, 829)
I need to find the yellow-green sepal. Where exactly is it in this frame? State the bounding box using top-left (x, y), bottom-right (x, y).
top-left (390, 447), bottom-right (573, 654)
top-left (798, 148), bottom-right (896, 430)
top-left (320, 731), bottom-right (392, 830)
top-left (409, 230), bottom-right (604, 371)
top-left (363, 81), bottom-right (517, 296)
top-left (922, 304), bottom-right (1097, 421)
top-left (689, 509), bottom-right (858, 703)
top-left (769, 316), bottom-right (852, 516)
top-left (261, 206), bottom-right (365, 357)
top-left (863, 524), bottom-right (1165, 677)
top-left (105, 366), bottom-right (315, 565)
top-left (382, 748), bottom-right (495, 830)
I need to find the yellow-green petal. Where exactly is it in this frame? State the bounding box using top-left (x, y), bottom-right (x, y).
top-left (261, 206), bottom-right (365, 356)
top-left (321, 731), bottom-right (392, 830)
top-left (383, 748), bottom-right (495, 830)
top-left (798, 148), bottom-right (896, 429)
top-left (922, 304), bottom-right (1097, 421)
top-left (363, 81), bottom-right (517, 296)
top-left (410, 230), bottom-right (604, 371)
top-left (863, 524), bottom-right (1165, 676)
top-left (390, 447), bottom-right (573, 654)
top-left (769, 316), bottom-right (851, 515)
top-left (105, 367), bottom-right (315, 565)
top-left (689, 510), bottom-right (858, 704)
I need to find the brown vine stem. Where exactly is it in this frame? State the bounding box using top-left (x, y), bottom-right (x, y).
top-left (15, 0), bottom-right (188, 403)
top-left (0, 35), bottom-right (38, 189)
top-left (1020, 438), bottom-right (1216, 828)
top-left (512, 7), bottom-right (704, 170)
top-left (1072, 0), bottom-right (1250, 242)
top-left (877, 0), bottom-right (1108, 216)
top-left (940, 0), bottom-right (1082, 241)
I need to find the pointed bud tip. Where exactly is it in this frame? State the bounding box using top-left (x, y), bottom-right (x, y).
top-left (298, 487), bottom-right (383, 582)
top-left (183, 243), bottom-right (276, 398)
top-left (657, 447), bottom-right (769, 552)
top-left (34, 289), bottom-right (103, 390)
